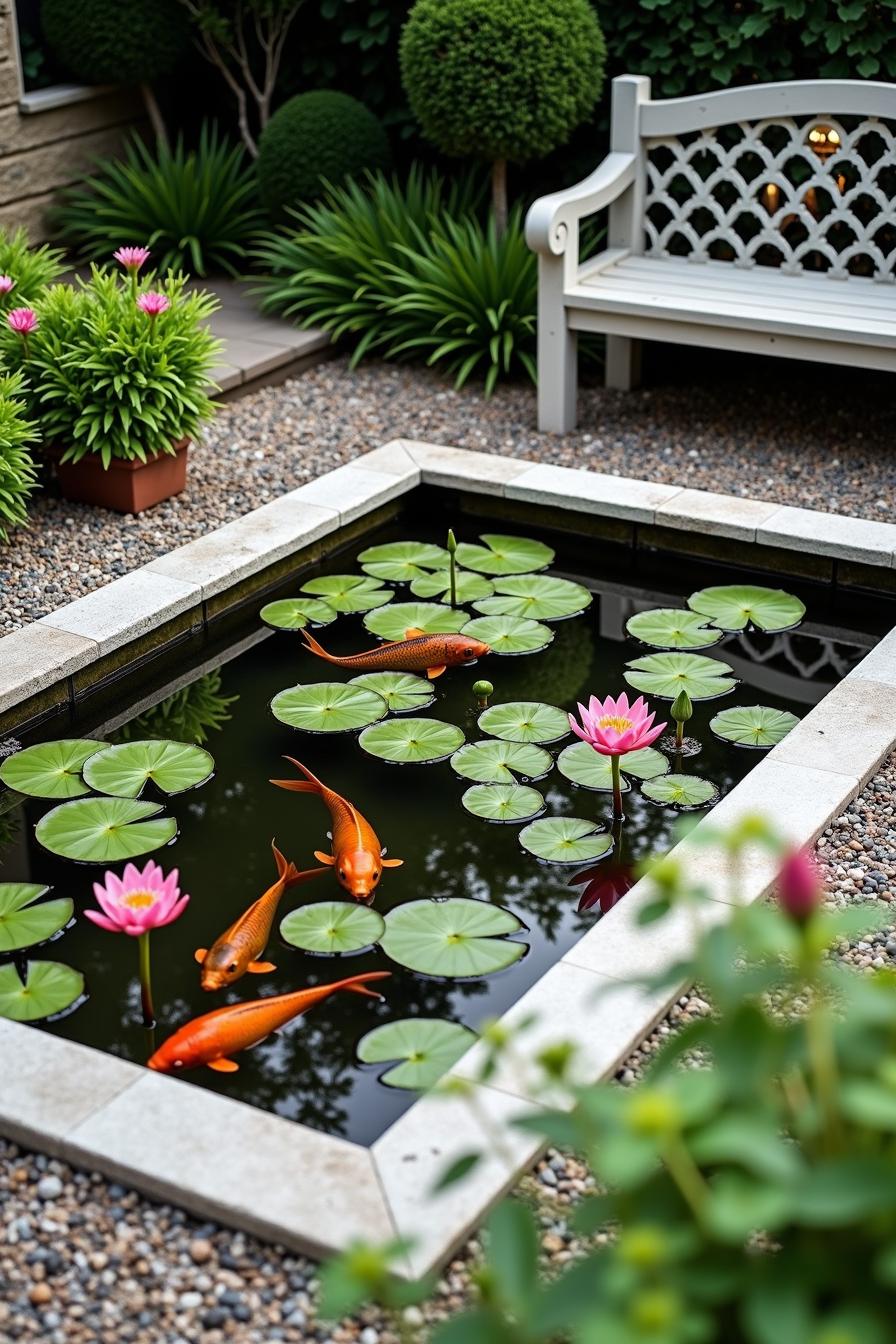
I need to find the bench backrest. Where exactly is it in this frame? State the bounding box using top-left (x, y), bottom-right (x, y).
top-left (613, 77), bottom-right (896, 283)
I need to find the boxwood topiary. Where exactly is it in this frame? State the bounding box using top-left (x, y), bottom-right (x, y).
top-left (256, 91), bottom-right (392, 218)
top-left (41, 0), bottom-right (189, 86)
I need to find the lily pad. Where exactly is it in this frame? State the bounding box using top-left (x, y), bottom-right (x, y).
top-left (461, 615), bottom-right (554, 656)
top-left (271, 683), bottom-right (388, 733)
top-left (357, 1017), bottom-right (478, 1090)
top-left (364, 602), bottom-right (468, 642)
top-left (462, 783), bottom-right (545, 824)
top-left (0, 960), bottom-right (85, 1022)
top-left (260, 597), bottom-right (337, 630)
top-left (0, 883), bottom-right (73, 953)
top-left (381, 897), bottom-right (526, 977)
top-left (349, 672), bottom-right (436, 714)
top-left (359, 718), bottom-right (464, 764)
top-left (687, 585), bottom-right (806, 633)
top-left (280, 901), bottom-right (386, 954)
top-left (626, 608), bottom-right (723, 650)
top-left (82, 740), bottom-right (214, 798)
top-left (0, 739), bottom-right (106, 799)
top-left (557, 742), bottom-right (669, 791)
top-left (410, 569), bottom-right (495, 604)
top-left (624, 652), bottom-right (738, 701)
top-left (358, 541), bottom-right (450, 583)
top-left (477, 700), bottom-right (569, 745)
top-left (519, 817), bottom-right (614, 866)
top-left (300, 574), bottom-right (394, 614)
top-left (455, 533), bottom-right (554, 576)
top-left (35, 797), bottom-right (178, 863)
top-left (450, 739), bottom-right (553, 784)
top-left (473, 575), bottom-right (592, 622)
top-left (710, 705), bottom-right (800, 749)
top-left (641, 774), bottom-right (719, 810)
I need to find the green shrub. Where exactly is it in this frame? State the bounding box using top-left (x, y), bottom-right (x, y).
top-left (53, 125), bottom-right (264, 277)
top-left (256, 90), bottom-right (391, 218)
top-left (41, 0), bottom-right (189, 85)
top-left (116, 671), bottom-right (238, 744)
top-left (0, 228), bottom-right (65, 309)
top-left (4, 269), bottom-right (221, 467)
top-left (0, 370), bottom-right (38, 543)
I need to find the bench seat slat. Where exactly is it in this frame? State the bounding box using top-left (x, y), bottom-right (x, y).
top-left (615, 256), bottom-right (896, 310)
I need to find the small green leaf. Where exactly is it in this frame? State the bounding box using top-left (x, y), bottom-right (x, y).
top-left (301, 574), bottom-right (394, 613)
top-left (710, 705), bottom-right (799, 748)
top-left (381, 898), bottom-right (526, 977)
top-left (687, 584), bottom-right (806, 633)
top-left (624, 651), bottom-right (737, 700)
top-left (557, 741), bottom-right (668, 790)
top-left (519, 817), bottom-right (613, 865)
top-left (0, 960), bottom-right (85, 1021)
top-left (82, 740), bottom-right (214, 798)
top-left (280, 902), bottom-right (385, 955)
top-left (461, 615), bottom-right (554, 655)
top-left (626, 607), bottom-right (723, 650)
top-left (348, 672), bottom-right (435, 714)
top-left (477, 700), bottom-right (569, 744)
top-left (455, 533), bottom-right (554, 576)
top-left (271, 683), bottom-right (388, 733)
top-left (451, 739), bottom-right (552, 783)
top-left (359, 717), bottom-right (465, 764)
top-left (473, 575), bottom-right (592, 622)
top-left (0, 739), bottom-right (106, 799)
top-left (641, 774), bottom-right (719, 810)
top-left (357, 1017), bottom-right (477, 1089)
top-left (462, 783), bottom-right (545, 823)
top-left (363, 602), bottom-right (468, 641)
top-left (0, 883), bottom-right (73, 953)
top-left (260, 597), bottom-right (337, 630)
top-left (36, 797), bottom-right (177, 863)
top-left (358, 540), bottom-right (450, 582)
top-left (410, 569), bottom-right (495, 603)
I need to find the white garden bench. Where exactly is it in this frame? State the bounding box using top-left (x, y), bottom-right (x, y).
top-left (526, 76), bottom-right (896, 431)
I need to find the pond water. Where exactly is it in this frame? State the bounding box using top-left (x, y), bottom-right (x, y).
top-left (0, 516), bottom-right (886, 1144)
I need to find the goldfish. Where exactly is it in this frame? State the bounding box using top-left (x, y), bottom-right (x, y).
top-left (147, 971), bottom-right (390, 1074)
top-left (194, 841), bottom-right (326, 991)
top-left (270, 756), bottom-right (402, 902)
top-left (299, 626), bottom-right (490, 680)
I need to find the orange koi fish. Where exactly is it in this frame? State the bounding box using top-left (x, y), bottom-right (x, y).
top-left (270, 756), bottom-right (402, 902)
top-left (300, 626), bottom-right (490, 680)
top-left (194, 841), bottom-right (326, 991)
top-left (147, 971), bottom-right (390, 1074)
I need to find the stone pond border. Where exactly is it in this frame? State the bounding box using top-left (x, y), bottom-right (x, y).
top-left (1, 441), bottom-right (896, 1278)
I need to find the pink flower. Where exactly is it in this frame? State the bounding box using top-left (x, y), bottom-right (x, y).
top-left (0, 275), bottom-right (15, 295)
top-left (137, 292), bottom-right (170, 318)
top-left (85, 860), bottom-right (189, 937)
top-left (114, 246), bottom-right (150, 272)
top-left (7, 307), bottom-right (37, 335)
top-left (778, 848), bottom-right (822, 922)
top-left (569, 692), bottom-right (667, 757)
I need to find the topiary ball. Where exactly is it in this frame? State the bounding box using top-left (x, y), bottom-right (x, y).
top-left (257, 91), bottom-right (392, 218)
top-left (42, 0), bottom-right (189, 86)
top-left (400, 0), bottom-right (606, 165)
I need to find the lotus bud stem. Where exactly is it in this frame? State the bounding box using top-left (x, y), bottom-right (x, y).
top-left (473, 679), bottom-right (493, 709)
top-left (447, 529), bottom-right (458, 607)
top-left (671, 688), bottom-right (693, 750)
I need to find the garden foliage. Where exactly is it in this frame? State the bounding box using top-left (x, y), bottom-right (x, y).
top-left (0, 229), bottom-right (65, 308)
top-left (41, 0), bottom-right (189, 85)
top-left (0, 371), bottom-right (38, 543)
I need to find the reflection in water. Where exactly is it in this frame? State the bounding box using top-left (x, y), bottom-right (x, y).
top-left (115, 671), bottom-right (238, 745)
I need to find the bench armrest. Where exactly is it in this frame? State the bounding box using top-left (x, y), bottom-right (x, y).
top-left (525, 152), bottom-right (636, 256)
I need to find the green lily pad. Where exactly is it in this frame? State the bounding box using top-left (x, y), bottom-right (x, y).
top-left (357, 1017), bottom-right (478, 1090)
top-left (359, 717), bottom-right (465, 764)
top-left (461, 615), bottom-right (554, 656)
top-left (82, 740), bottom-right (214, 799)
top-left (710, 705), bottom-right (800, 749)
top-left (477, 700), bottom-right (569, 745)
top-left (280, 901), bottom-right (386, 954)
top-left (300, 574), bottom-right (394, 613)
top-left (349, 672), bottom-right (436, 714)
top-left (641, 774), bottom-right (719, 810)
top-left (462, 783), bottom-right (545, 824)
top-left (0, 960), bottom-right (85, 1022)
top-left (363, 602), bottom-right (469, 642)
top-left (687, 585), bottom-right (806, 633)
top-left (519, 817), bottom-right (614, 866)
top-left (626, 608), bottom-right (723, 650)
top-left (381, 898), bottom-right (526, 977)
top-left (473, 575), bottom-right (592, 622)
top-left (455, 533), bottom-right (554, 576)
top-left (271, 682), bottom-right (388, 733)
top-left (450, 739), bottom-right (553, 783)
top-left (624, 652), bottom-right (738, 701)
top-left (260, 597), bottom-right (337, 630)
top-left (35, 797), bottom-right (178, 863)
top-left (0, 883), bottom-right (73, 953)
top-left (0, 739), bottom-right (106, 799)
top-left (410, 569), bottom-right (495, 604)
top-left (358, 541), bottom-right (450, 583)
top-left (557, 742), bottom-right (669, 791)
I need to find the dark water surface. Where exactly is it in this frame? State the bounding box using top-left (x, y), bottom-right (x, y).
top-left (0, 518), bottom-right (886, 1144)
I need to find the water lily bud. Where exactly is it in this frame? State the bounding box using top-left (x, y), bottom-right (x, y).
top-left (446, 528), bottom-right (457, 554)
top-left (473, 680), bottom-right (493, 698)
top-left (778, 847), bottom-right (823, 921)
top-left (671, 688), bottom-right (693, 723)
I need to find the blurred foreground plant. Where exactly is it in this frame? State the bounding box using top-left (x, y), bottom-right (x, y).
top-left (322, 818), bottom-right (896, 1343)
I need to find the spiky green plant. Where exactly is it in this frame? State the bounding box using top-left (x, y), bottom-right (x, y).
top-left (0, 229), bottom-right (65, 309)
top-left (116, 671), bottom-right (237, 745)
top-left (0, 370), bottom-right (38, 543)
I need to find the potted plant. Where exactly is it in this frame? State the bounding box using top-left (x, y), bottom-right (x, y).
top-left (4, 250), bottom-right (221, 513)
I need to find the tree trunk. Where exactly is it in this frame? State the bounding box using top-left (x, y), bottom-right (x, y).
top-left (141, 83), bottom-right (170, 154)
top-left (491, 158), bottom-right (508, 237)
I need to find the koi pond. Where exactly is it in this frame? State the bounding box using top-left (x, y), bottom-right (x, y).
top-left (0, 512), bottom-right (889, 1144)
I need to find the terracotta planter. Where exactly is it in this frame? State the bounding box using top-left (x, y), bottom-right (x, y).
top-left (51, 439), bottom-right (191, 514)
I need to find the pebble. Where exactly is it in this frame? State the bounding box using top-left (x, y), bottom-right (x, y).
top-left (37, 1176), bottom-right (63, 1200)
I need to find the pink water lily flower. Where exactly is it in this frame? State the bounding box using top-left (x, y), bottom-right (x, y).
top-left (114, 245), bottom-right (150, 272)
top-left (0, 275), bottom-right (15, 295)
top-left (569, 692), bottom-right (666, 757)
top-left (137, 291), bottom-right (170, 318)
top-left (7, 307), bottom-right (37, 335)
top-left (86, 859), bottom-right (189, 936)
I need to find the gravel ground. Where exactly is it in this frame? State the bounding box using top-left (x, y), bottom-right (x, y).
top-left (2, 352), bottom-right (895, 632)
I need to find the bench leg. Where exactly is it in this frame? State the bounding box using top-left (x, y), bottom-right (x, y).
top-left (536, 254), bottom-right (577, 433)
top-left (605, 336), bottom-right (642, 391)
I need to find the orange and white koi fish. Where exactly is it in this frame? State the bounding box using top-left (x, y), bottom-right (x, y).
top-left (299, 626), bottom-right (490, 680)
top-left (270, 756), bottom-right (402, 902)
top-left (147, 972), bottom-right (390, 1074)
top-left (194, 841), bottom-right (326, 991)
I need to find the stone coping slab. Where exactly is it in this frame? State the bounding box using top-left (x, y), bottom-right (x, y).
top-left (1, 443), bottom-right (895, 1278)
